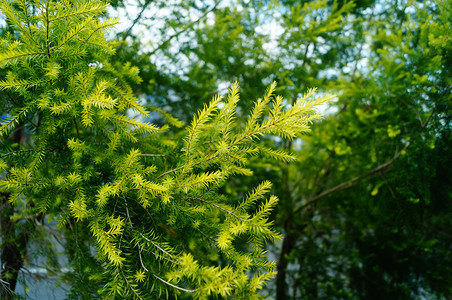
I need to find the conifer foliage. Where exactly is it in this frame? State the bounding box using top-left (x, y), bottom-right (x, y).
top-left (0, 0), bottom-right (331, 298)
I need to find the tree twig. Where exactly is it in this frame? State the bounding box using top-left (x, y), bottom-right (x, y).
top-left (153, 274), bottom-right (197, 293)
top-left (0, 149), bottom-right (35, 159)
top-left (137, 232), bottom-right (181, 264)
top-left (188, 196), bottom-right (246, 221)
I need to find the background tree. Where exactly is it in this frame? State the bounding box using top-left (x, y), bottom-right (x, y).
top-left (104, 0), bottom-right (451, 298)
top-left (285, 0), bottom-right (452, 297)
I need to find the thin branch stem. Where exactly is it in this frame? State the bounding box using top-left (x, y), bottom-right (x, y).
top-left (153, 274), bottom-right (197, 293)
top-left (188, 197), bottom-right (246, 222)
top-left (154, 166), bottom-right (183, 180)
top-left (45, 1), bottom-right (51, 58)
top-left (2, 89), bottom-right (19, 105)
top-left (73, 118), bottom-right (81, 140)
top-left (138, 247), bottom-right (149, 272)
top-left (137, 232), bottom-right (181, 264)
top-left (0, 149), bottom-right (35, 159)
top-left (120, 267), bottom-right (142, 299)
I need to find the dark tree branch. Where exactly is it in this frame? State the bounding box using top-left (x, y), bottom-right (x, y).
top-left (276, 217), bottom-right (297, 300)
top-left (294, 113), bottom-right (434, 214)
top-left (148, 1), bottom-right (221, 56)
top-left (121, 0), bottom-right (154, 41)
top-left (293, 147), bottom-right (406, 214)
top-left (0, 149), bottom-right (35, 159)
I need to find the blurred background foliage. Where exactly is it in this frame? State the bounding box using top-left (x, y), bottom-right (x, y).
top-left (106, 0), bottom-right (451, 298)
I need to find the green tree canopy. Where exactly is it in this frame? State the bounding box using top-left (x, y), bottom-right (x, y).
top-left (1, 0), bottom-right (451, 299)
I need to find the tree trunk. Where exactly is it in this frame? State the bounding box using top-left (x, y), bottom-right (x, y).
top-left (0, 124), bottom-right (31, 299)
top-left (0, 193), bottom-right (31, 299)
top-left (276, 218), bottom-right (297, 300)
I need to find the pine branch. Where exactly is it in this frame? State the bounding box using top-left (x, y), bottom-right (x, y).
top-left (184, 93), bottom-right (222, 165)
top-left (54, 16), bottom-right (94, 52)
top-left (188, 197), bottom-right (246, 221)
top-left (0, 103), bottom-right (35, 136)
top-left (0, 49), bottom-right (45, 65)
top-left (82, 18), bottom-right (119, 45)
top-left (0, 78), bottom-right (51, 90)
top-left (48, 3), bottom-right (108, 23)
top-left (234, 181), bottom-right (272, 213)
top-left (18, 0), bottom-right (40, 47)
